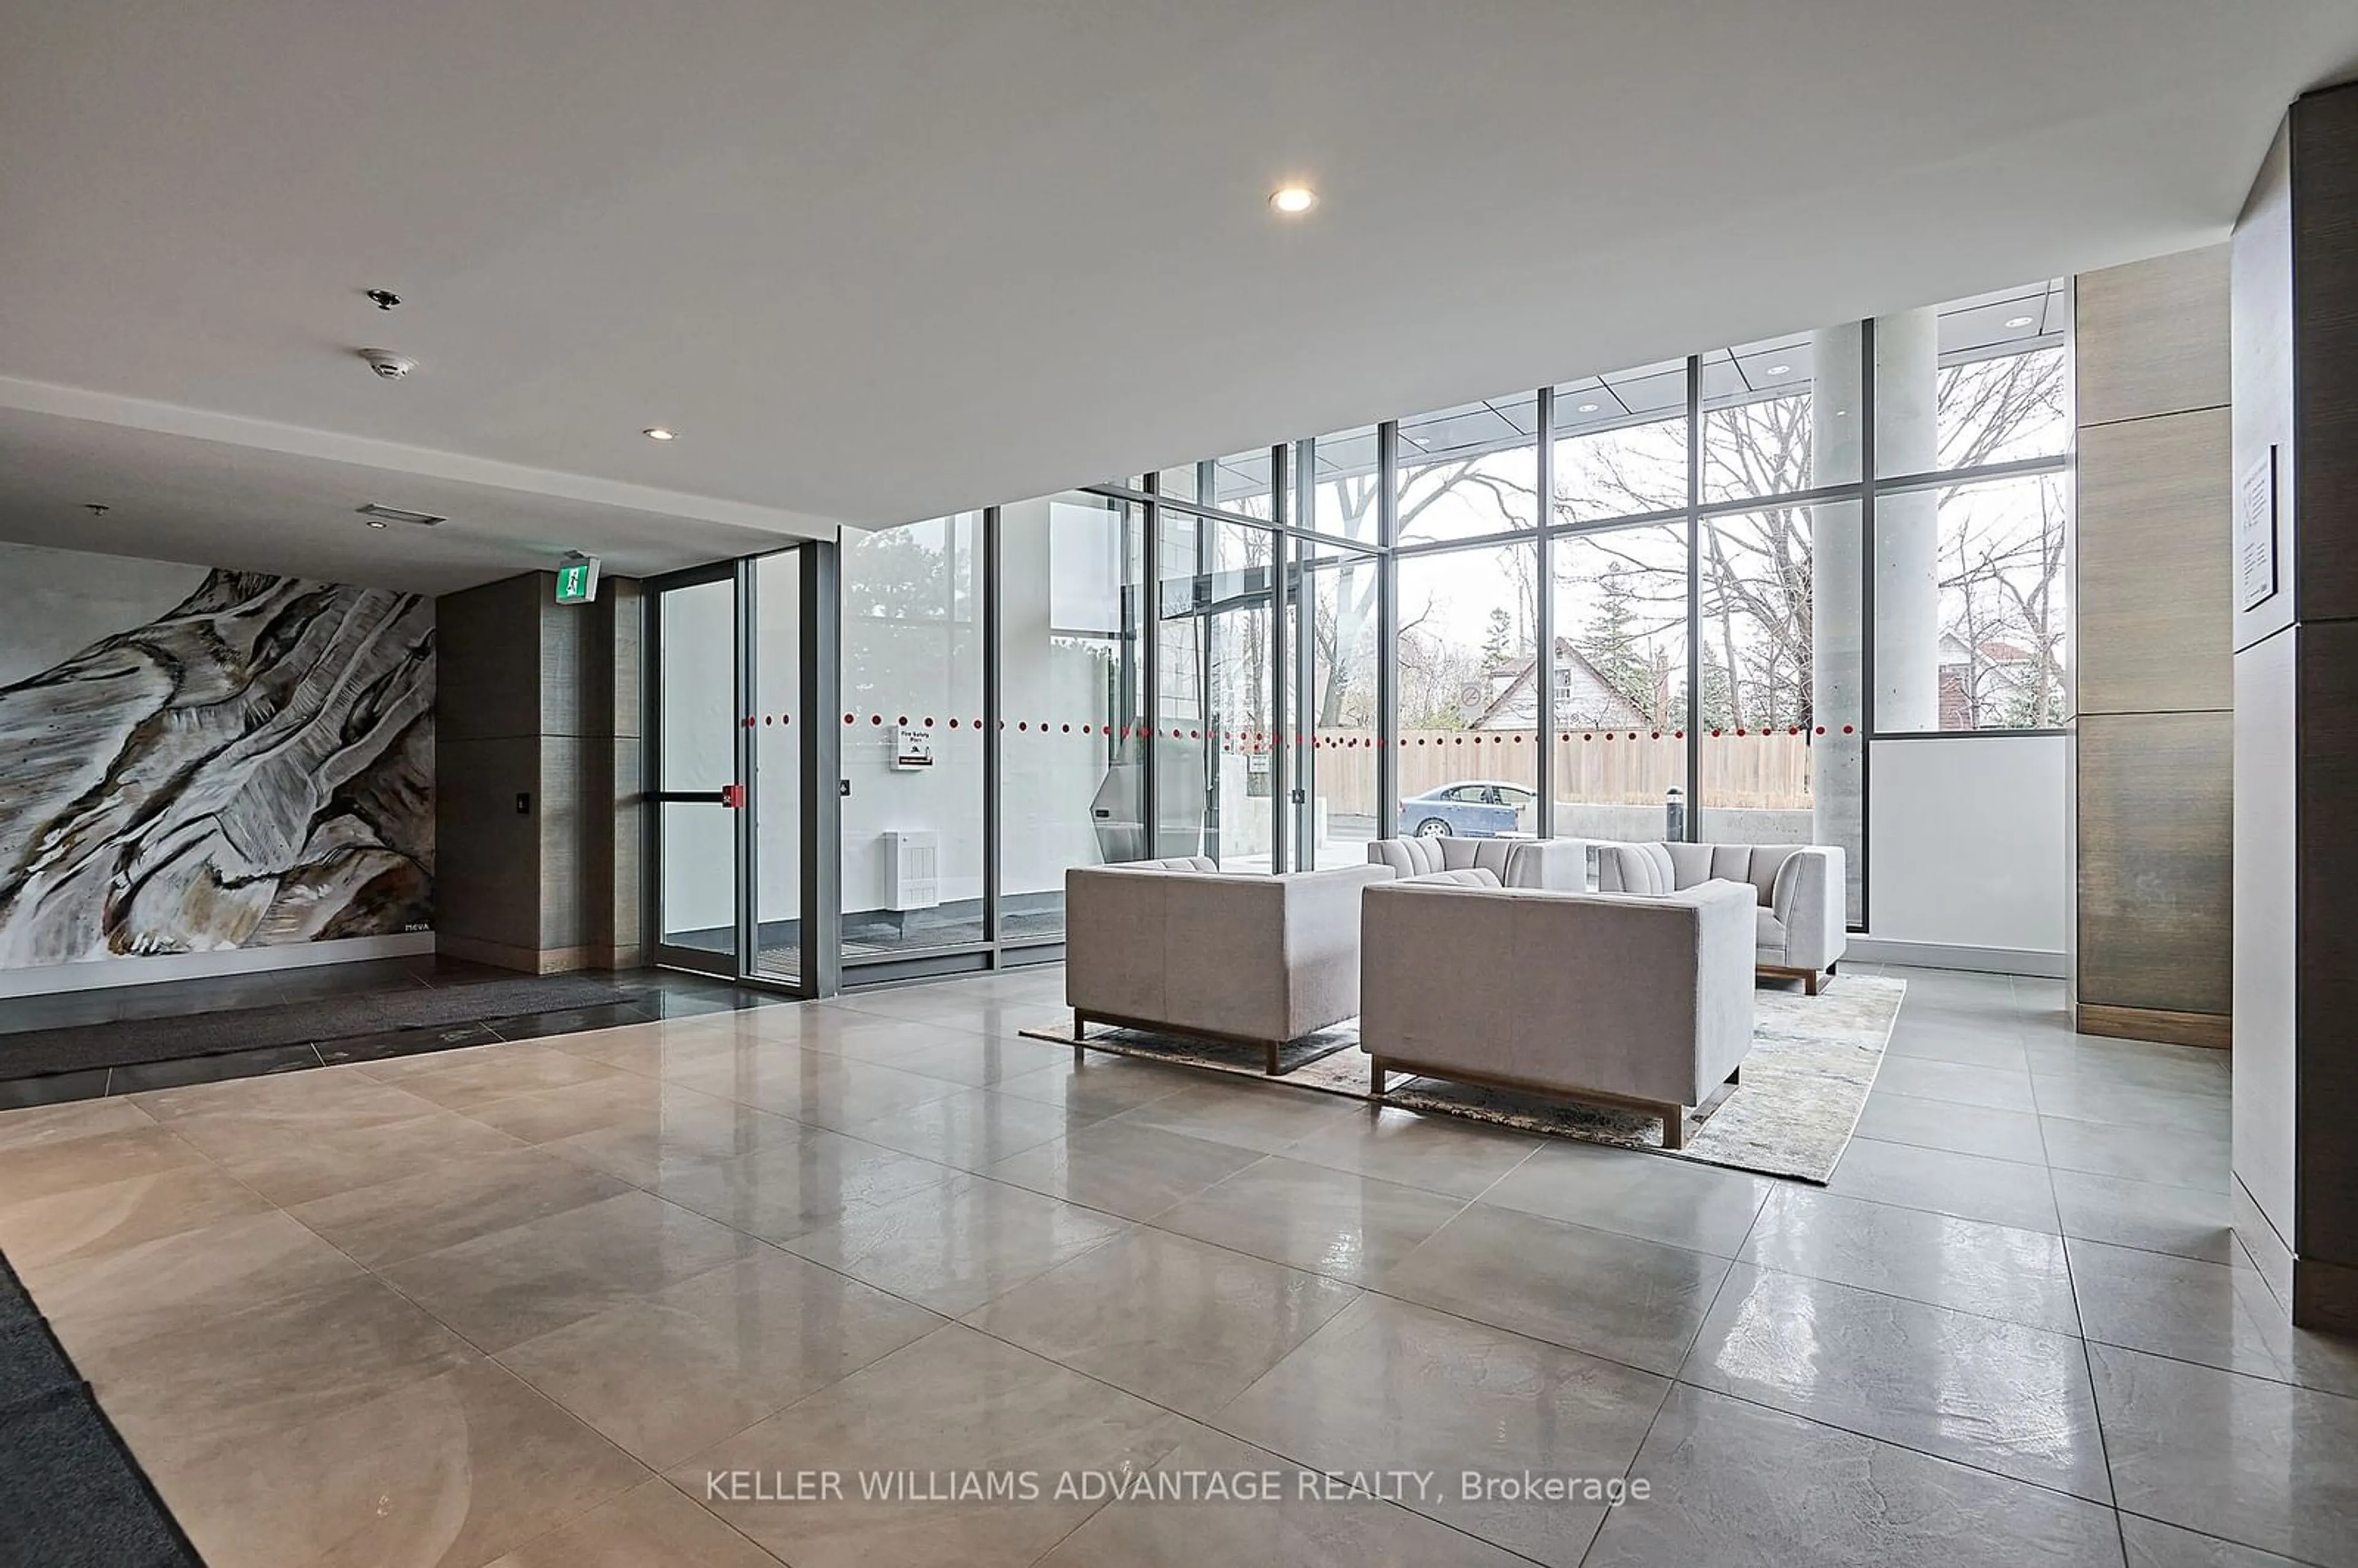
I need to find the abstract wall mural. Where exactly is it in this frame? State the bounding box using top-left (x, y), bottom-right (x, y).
top-left (0, 543), bottom-right (435, 970)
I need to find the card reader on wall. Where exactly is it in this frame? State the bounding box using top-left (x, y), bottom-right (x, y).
top-left (889, 726), bottom-right (933, 770)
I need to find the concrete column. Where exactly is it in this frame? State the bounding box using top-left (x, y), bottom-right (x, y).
top-left (1874, 310), bottom-right (1942, 732)
top-left (1811, 323), bottom-right (1865, 914)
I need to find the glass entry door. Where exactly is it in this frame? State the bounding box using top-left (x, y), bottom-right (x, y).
top-left (650, 571), bottom-right (744, 975)
top-left (1158, 514), bottom-right (1278, 871)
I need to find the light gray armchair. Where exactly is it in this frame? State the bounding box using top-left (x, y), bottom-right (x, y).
top-left (1366, 836), bottom-right (1587, 890)
top-left (1064, 860), bottom-right (1396, 1073)
top-left (1358, 878), bottom-right (1757, 1148)
top-left (1589, 841), bottom-right (1847, 993)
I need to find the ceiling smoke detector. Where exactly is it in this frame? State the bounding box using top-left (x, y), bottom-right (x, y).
top-left (359, 348), bottom-right (417, 380)
top-left (356, 503), bottom-right (446, 529)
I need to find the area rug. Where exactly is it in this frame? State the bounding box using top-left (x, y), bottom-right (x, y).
top-left (1021, 976), bottom-right (1905, 1183)
top-left (1, 1249), bottom-right (204, 1567)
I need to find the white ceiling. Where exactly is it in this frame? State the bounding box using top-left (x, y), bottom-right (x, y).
top-left (2, 1), bottom-right (2354, 592)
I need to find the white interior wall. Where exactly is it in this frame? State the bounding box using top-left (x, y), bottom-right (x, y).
top-left (1864, 732), bottom-right (2070, 964)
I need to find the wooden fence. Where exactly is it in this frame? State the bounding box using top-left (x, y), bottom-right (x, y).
top-left (1291, 729), bottom-right (1815, 817)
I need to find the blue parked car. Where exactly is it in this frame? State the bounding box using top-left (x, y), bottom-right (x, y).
top-left (1397, 780), bottom-right (1534, 839)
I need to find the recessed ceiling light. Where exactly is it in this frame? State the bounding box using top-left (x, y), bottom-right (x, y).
top-left (1766, 364), bottom-right (1792, 376)
top-left (364, 518), bottom-right (388, 529)
top-left (1269, 185), bottom-right (1318, 215)
top-left (2006, 315), bottom-right (2035, 328)
top-left (1577, 403), bottom-right (1600, 413)
top-left (642, 427), bottom-right (677, 441)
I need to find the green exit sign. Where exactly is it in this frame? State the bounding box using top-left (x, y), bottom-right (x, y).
top-left (555, 559), bottom-right (601, 605)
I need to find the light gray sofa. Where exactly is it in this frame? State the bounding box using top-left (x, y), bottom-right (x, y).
top-left (1589, 840), bottom-right (1847, 993)
top-left (1065, 858), bottom-right (1396, 1073)
top-left (1358, 878), bottom-right (1757, 1147)
top-left (1367, 836), bottom-right (1587, 890)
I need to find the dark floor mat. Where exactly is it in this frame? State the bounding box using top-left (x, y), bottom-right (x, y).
top-left (0, 1254), bottom-right (203, 1567)
top-left (0, 976), bottom-right (629, 1079)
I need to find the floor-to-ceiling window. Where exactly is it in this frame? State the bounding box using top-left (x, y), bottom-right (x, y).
top-left (1298, 540), bottom-right (1382, 867)
top-left (997, 491), bottom-right (1144, 941)
top-left (1550, 522), bottom-right (1690, 840)
top-left (838, 514), bottom-right (984, 957)
top-left (646, 279), bottom-right (2072, 988)
top-left (1394, 540), bottom-right (1541, 837)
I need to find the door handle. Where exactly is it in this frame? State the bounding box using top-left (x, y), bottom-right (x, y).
top-left (719, 784), bottom-right (746, 809)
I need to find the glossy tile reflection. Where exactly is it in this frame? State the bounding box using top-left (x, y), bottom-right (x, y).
top-left (1, 958), bottom-right (2346, 1568)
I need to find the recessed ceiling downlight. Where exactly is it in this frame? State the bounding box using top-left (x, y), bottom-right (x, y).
top-left (1766, 364), bottom-right (1792, 376)
top-left (1577, 403), bottom-right (1600, 413)
top-left (1269, 185), bottom-right (1318, 214)
top-left (2006, 315), bottom-right (2036, 328)
top-left (643, 427), bottom-right (677, 441)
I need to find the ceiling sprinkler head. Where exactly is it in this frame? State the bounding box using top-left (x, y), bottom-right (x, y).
top-left (365, 288), bottom-right (403, 311)
top-left (85, 503), bottom-right (109, 516)
top-left (359, 348), bottom-right (417, 380)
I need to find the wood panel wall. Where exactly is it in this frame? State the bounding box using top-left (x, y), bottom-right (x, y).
top-left (2071, 245), bottom-right (2235, 1049)
top-left (434, 571), bottom-right (642, 974)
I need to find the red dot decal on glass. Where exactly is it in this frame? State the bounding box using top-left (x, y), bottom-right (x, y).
top-left (924, 716), bottom-right (935, 728)
top-left (780, 714), bottom-right (790, 726)
top-left (1018, 721), bottom-right (1028, 731)
top-left (872, 714), bottom-right (884, 725)
top-left (763, 715), bottom-right (772, 726)
top-left (1842, 723), bottom-right (1855, 734)
top-left (1651, 731), bottom-right (1662, 740)
top-left (897, 716), bottom-right (909, 727)
top-left (842, 713), bottom-right (855, 725)
top-left (1675, 730), bottom-right (1685, 740)
top-left (1815, 725), bottom-right (1826, 735)
top-left (949, 718), bottom-right (959, 729)
top-left (1061, 724), bottom-right (1071, 733)
top-left (1711, 729), bottom-right (1722, 737)
top-left (1584, 733), bottom-right (1594, 742)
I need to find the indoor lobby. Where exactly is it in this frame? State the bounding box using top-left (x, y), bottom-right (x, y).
top-left (2, 6), bottom-right (2357, 1567)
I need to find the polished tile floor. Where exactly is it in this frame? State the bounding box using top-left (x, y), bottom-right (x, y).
top-left (2, 962), bottom-right (2351, 1567)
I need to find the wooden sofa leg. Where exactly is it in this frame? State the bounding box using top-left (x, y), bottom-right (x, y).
top-left (1805, 970), bottom-right (1823, 997)
top-left (1661, 1106), bottom-right (1687, 1151)
top-left (1370, 1058), bottom-right (1388, 1101)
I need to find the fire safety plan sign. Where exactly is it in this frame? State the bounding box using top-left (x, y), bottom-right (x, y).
top-left (2238, 448), bottom-right (2278, 613)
